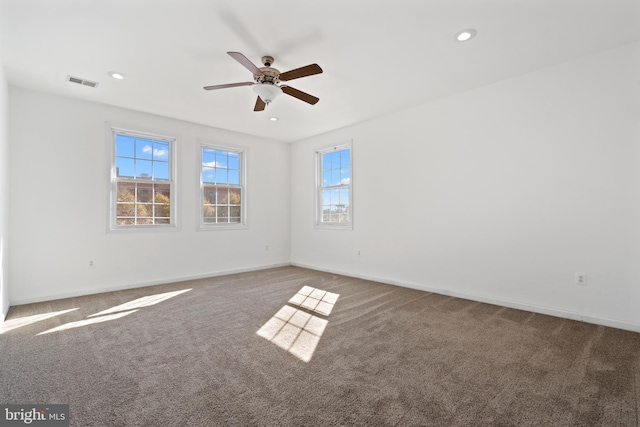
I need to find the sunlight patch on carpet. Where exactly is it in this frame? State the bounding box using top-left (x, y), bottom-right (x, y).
top-left (258, 287), bottom-right (339, 362)
top-left (88, 289), bottom-right (192, 317)
top-left (0, 308), bottom-right (79, 335)
top-left (38, 310), bottom-right (138, 335)
top-left (288, 286), bottom-right (339, 316)
top-left (34, 288), bottom-right (192, 335)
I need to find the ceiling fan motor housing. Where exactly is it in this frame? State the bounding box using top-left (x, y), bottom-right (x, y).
top-left (204, 51), bottom-right (323, 111)
top-left (256, 66), bottom-right (280, 85)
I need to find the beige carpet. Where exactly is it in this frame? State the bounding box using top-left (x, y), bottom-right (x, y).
top-left (1, 266), bottom-right (639, 426)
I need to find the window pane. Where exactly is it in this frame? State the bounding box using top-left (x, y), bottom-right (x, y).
top-left (230, 206), bottom-right (241, 217)
top-left (155, 218), bottom-right (170, 225)
top-left (322, 189), bottom-right (332, 205)
top-left (215, 152), bottom-right (228, 168)
top-left (116, 203), bottom-right (135, 217)
top-left (116, 135), bottom-right (135, 157)
top-left (136, 138), bottom-right (154, 159)
top-left (204, 188), bottom-right (216, 204)
top-left (322, 153), bottom-right (331, 170)
top-left (153, 141), bottom-right (169, 160)
top-left (331, 151), bottom-right (340, 169)
top-left (330, 189), bottom-right (340, 203)
top-left (202, 149), bottom-right (216, 166)
top-left (216, 188), bottom-right (229, 204)
top-left (228, 170), bottom-right (240, 185)
top-left (203, 206), bottom-right (216, 218)
top-left (137, 218), bottom-right (153, 225)
top-left (154, 161), bottom-right (169, 180)
top-left (331, 169), bottom-right (341, 186)
top-left (137, 186), bottom-right (152, 203)
top-left (339, 188), bottom-right (349, 204)
top-left (215, 168), bottom-right (228, 184)
top-left (340, 168), bottom-right (350, 184)
top-left (154, 184), bottom-right (170, 202)
top-left (136, 204), bottom-right (152, 217)
top-left (229, 188), bottom-right (241, 204)
top-left (217, 206), bottom-right (229, 219)
top-left (228, 153), bottom-right (239, 169)
top-left (154, 204), bottom-right (170, 218)
top-left (322, 170), bottom-right (331, 187)
top-left (341, 149), bottom-right (350, 168)
top-left (116, 157), bottom-right (134, 178)
top-left (202, 167), bottom-right (215, 184)
top-left (117, 183), bottom-right (135, 202)
top-left (136, 160), bottom-right (153, 179)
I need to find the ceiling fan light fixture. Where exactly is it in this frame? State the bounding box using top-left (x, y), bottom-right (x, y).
top-left (455, 29), bottom-right (477, 42)
top-left (252, 83), bottom-right (282, 105)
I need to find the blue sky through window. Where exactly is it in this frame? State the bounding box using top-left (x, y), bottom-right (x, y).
top-left (202, 148), bottom-right (240, 185)
top-left (322, 149), bottom-right (350, 187)
top-left (116, 134), bottom-right (169, 180)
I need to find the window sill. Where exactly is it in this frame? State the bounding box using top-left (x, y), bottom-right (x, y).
top-left (314, 223), bottom-right (353, 231)
top-left (108, 224), bottom-right (179, 233)
top-left (198, 223), bottom-right (249, 231)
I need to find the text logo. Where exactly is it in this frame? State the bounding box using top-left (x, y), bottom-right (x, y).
top-left (0, 405), bottom-right (69, 427)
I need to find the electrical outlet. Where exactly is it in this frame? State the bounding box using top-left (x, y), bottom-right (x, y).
top-left (89, 260), bottom-right (94, 268)
top-left (357, 250), bottom-right (361, 257)
top-left (265, 245), bottom-right (269, 252)
top-left (575, 273), bottom-right (587, 286)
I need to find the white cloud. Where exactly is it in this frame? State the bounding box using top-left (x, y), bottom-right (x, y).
top-left (203, 161), bottom-right (226, 168)
top-left (142, 144), bottom-right (168, 159)
top-left (153, 148), bottom-right (168, 158)
top-left (340, 178), bottom-right (351, 185)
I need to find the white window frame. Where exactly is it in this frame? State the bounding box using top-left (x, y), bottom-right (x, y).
top-left (107, 124), bottom-right (178, 232)
top-left (198, 141), bottom-right (247, 230)
top-left (315, 141), bottom-right (353, 230)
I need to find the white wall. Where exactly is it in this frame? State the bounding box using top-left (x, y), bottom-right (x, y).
top-left (291, 41), bottom-right (640, 331)
top-left (9, 88), bottom-right (290, 304)
top-left (0, 59), bottom-right (9, 322)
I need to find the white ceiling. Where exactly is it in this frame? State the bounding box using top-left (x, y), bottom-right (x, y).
top-left (1, 0), bottom-right (639, 143)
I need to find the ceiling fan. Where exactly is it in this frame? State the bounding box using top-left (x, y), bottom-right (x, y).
top-left (204, 51), bottom-right (323, 111)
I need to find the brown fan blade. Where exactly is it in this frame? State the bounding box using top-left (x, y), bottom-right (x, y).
top-left (281, 85), bottom-right (320, 105)
top-left (278, 64), bottom-right (323, 81)
top-left (228, 51), bottom-right (265, 76)
top-left (254, 96), bottom-right (266, 111)
top-left (203, 82), bottom-right (253, 91)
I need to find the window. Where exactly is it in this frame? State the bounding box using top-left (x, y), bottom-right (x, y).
top-left (200, 144), bottom-right (245, 227)
top-left (316, 142), bottom-right (352, 228)
top-left (109, 127), bottom-right (176, 229)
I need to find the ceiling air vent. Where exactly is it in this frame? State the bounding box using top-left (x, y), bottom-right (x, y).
top-left (67, 75), bottom-right (99, 88)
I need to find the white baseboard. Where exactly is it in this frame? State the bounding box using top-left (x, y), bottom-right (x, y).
top-left (290, 262), bottom-right (640, 334)
top-left (9, 262), bottom-right (291, 306)
top-left (10, 261), bottom-right (640, 334)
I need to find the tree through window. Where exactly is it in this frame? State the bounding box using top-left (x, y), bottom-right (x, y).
top-left (110, 127), bottom-right (175, 228)
top-left (201, 144), bottom-right (245, 227)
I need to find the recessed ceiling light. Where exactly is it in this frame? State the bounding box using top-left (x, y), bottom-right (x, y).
top-left (455, 29), bottom-right (477, 42)
top-left (269, 117), bottom-right (279, 121)
top-left (108, 71), bottom-right (126, 80)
